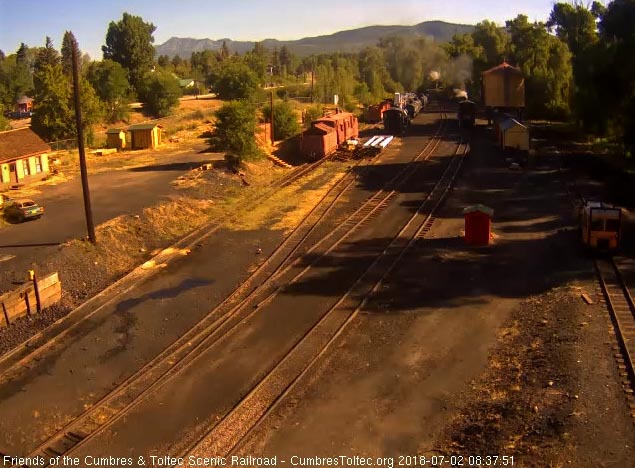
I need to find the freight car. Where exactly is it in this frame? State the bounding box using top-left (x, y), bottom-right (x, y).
top-left (383, 108), bottom-right (410, 134)
top-left (366, 100), bottom-right (391, 123)
top-left (405, 97), bottom-right (422, 119)
top-left (300, 111), bottom-right (359, 160)
top-left (458, 100), bottom-right (476, 128)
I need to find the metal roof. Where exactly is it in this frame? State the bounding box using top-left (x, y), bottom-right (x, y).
top-left (305, 123), bottom-right (334, 135)
top-left (0, 127), bottom-right (51, 164)
top-left (499, 118), bottom-right (526, 131)
top-left (463, 204), bottom-right (494, 217)
top-left (482, 61), bottom-right (523, 76)
top-left (15, 95), bottom-right (33, 104)
top-left (128, 123), bottom-right (163, 131)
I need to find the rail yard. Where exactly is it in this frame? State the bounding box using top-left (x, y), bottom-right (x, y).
top-left (0, 95), bottom-right (633, 466)
top-left (3, 1), bottom-right (635, 466)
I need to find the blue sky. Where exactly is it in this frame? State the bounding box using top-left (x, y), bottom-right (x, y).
top-left (0, 0), bottom-right (558, 59)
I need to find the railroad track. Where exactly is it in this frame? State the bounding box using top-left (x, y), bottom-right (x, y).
top-left (0, 147), bottom-right (334, 380)
top-left (184, 136), bottom-right (470, 460)
top-left (561, 167), bottom-right (635, 420)
top-left (10, 112), bottom-right (450, 465)
top-left (595, 258), bottom-right (635, 400)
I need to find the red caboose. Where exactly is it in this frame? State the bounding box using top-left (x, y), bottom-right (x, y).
top-left (300, 111), bottom-right (358, 159)
top-left (313, 112), bottom-right (358, 146)
top-left (300, 123), bottom-right (338, 160)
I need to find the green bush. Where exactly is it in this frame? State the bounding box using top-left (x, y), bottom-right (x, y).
top-left (262, 100), bottom-right (301, 141)
top-left (211, 100), bottom-right (260, 159)
top-left (139, 71), bottom-right (182, 117)
top-left (304, 105), bottom-right (323, 128)
top-left (214, 61), bottom-right (259, 101)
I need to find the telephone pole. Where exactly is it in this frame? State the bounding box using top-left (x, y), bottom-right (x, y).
top-left (270, 91), bottom-right (274, 144)
top-left (71, 37), bottom-right (96, 244)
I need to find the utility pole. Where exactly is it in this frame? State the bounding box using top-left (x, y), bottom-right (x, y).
top-left (310, 64), bottom-right (315, 104)
top-left (71, 37), bottom-right (96, 244)
top-left (270, 91), bottom-right (274, 144)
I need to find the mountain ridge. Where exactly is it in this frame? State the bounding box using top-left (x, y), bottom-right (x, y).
top-left (155, 20), bottom-right (474, 58)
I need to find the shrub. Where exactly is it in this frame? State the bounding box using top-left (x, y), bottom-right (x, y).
top-left (304, 105), bottom-right (323, 127)
top-left (262, 101), bottom-right (301, 141)
top-left (138, 71), bottom-right (182, 117)
top-left (214, 61), bottom-right (259, 101)
top-left (210, 100), bottom-right (260, 159)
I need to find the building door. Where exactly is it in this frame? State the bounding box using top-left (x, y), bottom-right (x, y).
top-left (8, 163), bottom-right (18, 183)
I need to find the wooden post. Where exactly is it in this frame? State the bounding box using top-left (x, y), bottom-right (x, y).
top-left (24, 292), bottom-right (31, 317)
top-left (33, 273), bottom-right (42, 314)
top-left (1, 302), bottom-right (9, 327)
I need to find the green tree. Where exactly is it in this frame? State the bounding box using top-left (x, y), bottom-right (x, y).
top-left (102, 12), bottom-right (156, 92)
top-left (262, 101), bottom-right (300, 140)
top-left (191, 49), bottom-right (221, 87)
top-left (598, 0), bottom-right (635, 148)
top-left (303, 105), bottom-right (323, 127)
top-left (16, 43), bottom-right (29, 66)
top-left (0, 104), bottom-right (10, 131)
top-left (214, 60), bottom-right (259, 100)
top-left (211, 100), bottom-right (259, 158)
top-left (548, 2), bottom-right (603, 129)
top-left (34, 37), bottom-right (60, 74)
top-left (472, 21), bottom-right (510, 66)
top-left (138, 70), bottom-right (181, 117)
top-left (157, 55), bottom-right (170, 68)
top-left (0, 55), bottom-right (33, 107)
top-left (60, 31), bottom-right (77, 77)
top-left (86, 59), bottom-right (131, 122)
top-left (220, 41), bottom-right (230, 61)
top-left (506, 14), bottom-right (573, 118)
top-left (31, 63), bottom-right (104, 142)
top-left (31, 64), bottom-right (73, 140)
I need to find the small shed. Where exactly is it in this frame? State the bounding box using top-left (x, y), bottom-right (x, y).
top-left (464, 204), bottom-right (494, 246)
top-left (105, 128), bottom-right (127, 150)
top-left (15, 95), bottom-right (33, 113)
top-left (128, 123), bottom-right (163, 150)
top-left (499, 118), bottom-right (529, 151)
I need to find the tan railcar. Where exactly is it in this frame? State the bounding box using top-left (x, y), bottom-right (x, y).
top-left (581, 202), bottom-right (622, 251)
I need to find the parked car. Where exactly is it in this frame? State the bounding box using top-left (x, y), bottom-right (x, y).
top-left (4, 199), bottom-right (44, 222)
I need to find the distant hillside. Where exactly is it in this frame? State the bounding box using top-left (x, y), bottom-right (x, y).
top-left (155, 21), bottom-right (474, 58)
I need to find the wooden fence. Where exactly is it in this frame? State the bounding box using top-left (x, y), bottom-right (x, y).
top-left (0, 272), bottom-right (62, 327)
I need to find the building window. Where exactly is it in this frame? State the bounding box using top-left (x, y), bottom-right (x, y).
top-left (22, 159), bottom-right (29, 176)
top-left (35, 156), bottom-right (42, 173)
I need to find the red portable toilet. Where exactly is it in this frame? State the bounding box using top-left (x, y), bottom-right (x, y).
top-left (463, 204), bottom-right (494, 246)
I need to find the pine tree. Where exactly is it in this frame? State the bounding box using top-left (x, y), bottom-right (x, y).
top-left (61, 31), bottom-right (78, 77)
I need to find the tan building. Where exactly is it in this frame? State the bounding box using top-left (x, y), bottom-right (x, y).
top-left (482, 62), bottom-right (525, 109)
top-left (499, 118), bottom-right (529, 151)
top-left (128, 123), bottom-right (163, 150)
top-left (0, 128), bottom-right (51, 190)
top-left (106, 128), bottom-right (127, 150)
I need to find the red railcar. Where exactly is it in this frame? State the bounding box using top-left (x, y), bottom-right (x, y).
top-left (300, 111), bottom-right (359, 159)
